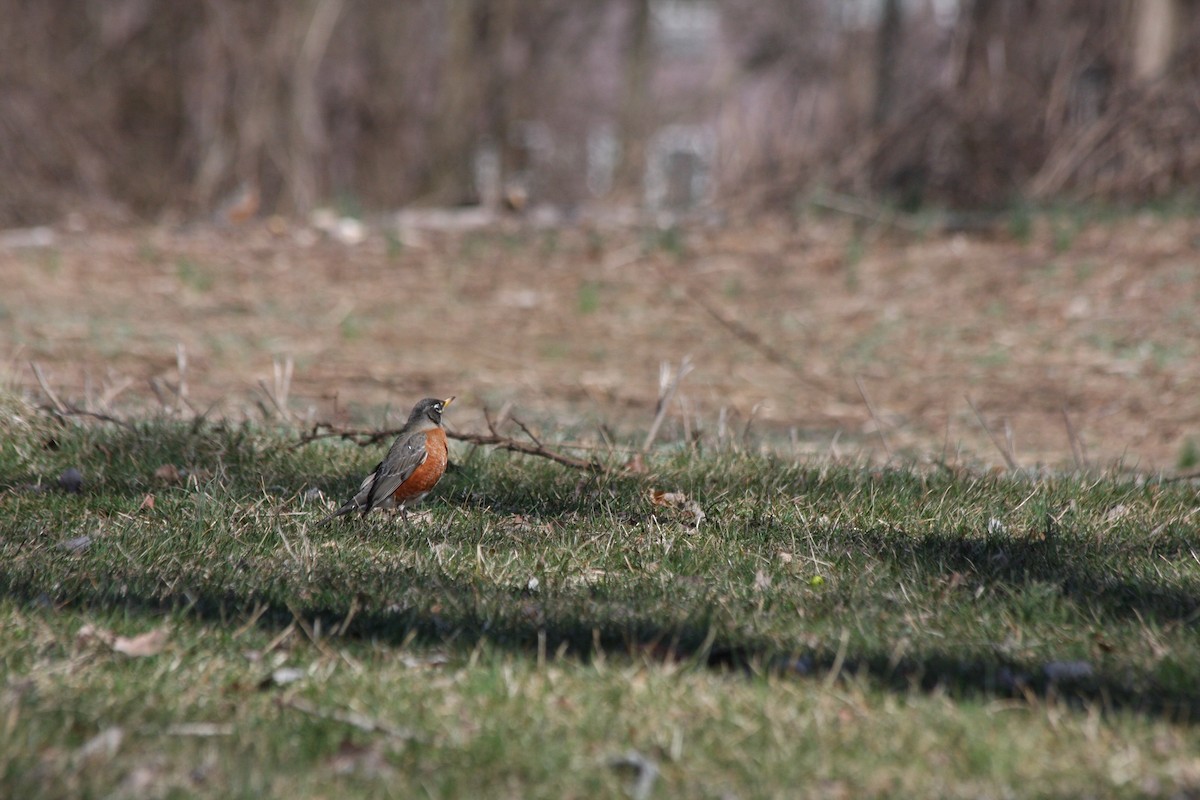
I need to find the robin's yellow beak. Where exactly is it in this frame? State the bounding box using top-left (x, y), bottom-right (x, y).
top-left (442, 396), bottom-right (456, 408)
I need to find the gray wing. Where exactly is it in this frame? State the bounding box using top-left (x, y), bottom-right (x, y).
top-left (362, 429), bottom-right (429, 512)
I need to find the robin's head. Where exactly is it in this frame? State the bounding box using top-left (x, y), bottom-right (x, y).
top-left (409, 396), bottom-right (454, 426)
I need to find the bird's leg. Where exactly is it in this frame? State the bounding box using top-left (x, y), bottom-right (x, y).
top-left (396, 504), bottom-right (414, 536)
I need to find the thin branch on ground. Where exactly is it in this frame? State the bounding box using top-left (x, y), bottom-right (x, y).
top-left (298, 425), bottom-right (397, 448)
top-left (454, 415), bottom-right (606, 472)
top-left (685, 288), bottom-right (830, 396)
top-left (29, 363), bottom-right (138, 430)
top-left (41, 407), bottom-right (138, 431)
top-left (296, 417), bottom-right (608, 473)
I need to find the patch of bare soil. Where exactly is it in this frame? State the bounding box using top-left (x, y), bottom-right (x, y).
top-left (3, 212), bottom-right (1198, 471)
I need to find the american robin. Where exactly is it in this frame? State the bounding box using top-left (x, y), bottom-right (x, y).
top-left (316, 396), bottom-right (454, 525)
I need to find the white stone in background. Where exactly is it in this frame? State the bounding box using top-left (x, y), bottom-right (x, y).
top-left (0, 226), bottom-right (56, 249)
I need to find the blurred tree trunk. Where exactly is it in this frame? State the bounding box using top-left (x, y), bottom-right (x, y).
top-left (618, 0), bottom-right (653, 192)
top-left (289, 0), bottom-right (345, 214)
top-left (484, 0), bottom-right (517, 209)
top-left (1132, 0), bottom-right (1182, 80)
top-left (872, 0), bottom-right (902, 128)
top-left (955, 0), bottom-right (1003, 93)
top-left (428, 0), bottom-right (485, 205)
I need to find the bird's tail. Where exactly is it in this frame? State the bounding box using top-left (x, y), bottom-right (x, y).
top-left (314, 502), bottom-right (357, 527)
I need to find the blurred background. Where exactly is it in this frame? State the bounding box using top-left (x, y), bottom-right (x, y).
top-left (3, 0), bottom-right (1200, 471)
top-left (4, 0), bottom-right (1200, 224)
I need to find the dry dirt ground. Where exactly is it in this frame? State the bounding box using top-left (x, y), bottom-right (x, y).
top-left (3, 211), bottom-right (1198, 472)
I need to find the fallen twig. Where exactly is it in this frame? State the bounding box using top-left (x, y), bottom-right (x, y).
top-left (297, 418), bottom-right (607, 473)
top-left (40, 407), bottom-right (138, 431)
top-left (453, 417), bottom-right (606, 472)
top-left (29, 365), bottom-right (138, 430)
top-left (685, 288), bottom-right (829, 395)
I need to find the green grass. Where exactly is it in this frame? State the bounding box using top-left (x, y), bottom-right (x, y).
top-left (2, 399), bottom-right (1199, 797)
top-left (176, 257), bottom-right (214, 292)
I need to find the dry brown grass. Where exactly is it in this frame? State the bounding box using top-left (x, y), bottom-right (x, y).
top-left (3, 210), bottom-right (1198, 470)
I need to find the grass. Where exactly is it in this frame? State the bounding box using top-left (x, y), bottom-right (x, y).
top-left (2, 398), bottom-right (1200, 797)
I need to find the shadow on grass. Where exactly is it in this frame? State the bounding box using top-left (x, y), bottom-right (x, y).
top-left (2, 547), bottom-right (1197, 726)
top-left (854, 526), bottom-right (1200, 626)
top-left (5, 422), bottom-right (1198, 722)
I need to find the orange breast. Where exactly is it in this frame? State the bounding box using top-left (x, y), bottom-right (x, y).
top-left (393, 428), bottom-right (449, 500)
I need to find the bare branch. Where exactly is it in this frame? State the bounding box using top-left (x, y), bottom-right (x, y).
top-left (685, 289), bottom-right (830, 396)
top-left (510, 415), bottom-right (543, 448)
top-left (40, 406), bottom-right (137, 431)
top-left (296, 422), bottom-right (607, 473)
top-left (449, 427), bottom-right (605, 472)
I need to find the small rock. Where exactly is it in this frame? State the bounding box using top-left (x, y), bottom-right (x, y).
top-left (59, 535), bottom-right (92, 554)
top-left (1043, 660), bottom-right (1093, 683)
top-left (0, 226), bottom-right (56, 249)
top-left (58, 467), bottom-right (83, 494)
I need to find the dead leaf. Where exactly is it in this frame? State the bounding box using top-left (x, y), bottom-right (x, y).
top-left (649, 489), bottom-right (706, 527)
top-left (624, 453), bottom-right (648, 474)
top-left (112, 627), bottom-right (169, 657)
top-left (649, 489), bottom-right (686, 507)
top-left (154, 464), bottom-right (183, 483)
top-left (140, 493), bottom-right (155, 510)
top-left (754, 570), bottom-right (773, 592)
